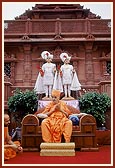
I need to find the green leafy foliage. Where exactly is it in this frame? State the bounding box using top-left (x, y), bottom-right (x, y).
top-left (78, 92), bottom-right (111, 127)
top-left (8, 88), bottom-right (38, 126)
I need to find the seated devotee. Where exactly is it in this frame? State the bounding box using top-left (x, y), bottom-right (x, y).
top-left (4, 114), bottom-right (23, 161)
top-left (37, 89), bottom-right (73, 143)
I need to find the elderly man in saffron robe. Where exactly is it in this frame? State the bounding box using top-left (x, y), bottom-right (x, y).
top-left (40, 89), bottom-right (73, 143)
top-left (4, 114), bottom-right (23, 161)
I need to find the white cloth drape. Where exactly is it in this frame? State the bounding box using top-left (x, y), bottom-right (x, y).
top-left (53, 71), bottom-right (63, 92)
top-left (34, 73), bottom-right (45, 94)
top-left (70, 71), bottom-right (81, 91)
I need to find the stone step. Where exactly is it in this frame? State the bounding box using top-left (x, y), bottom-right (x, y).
top-left (40, 149), bottom-right (75, 156)
top-left (40, 142), bottom-right (75, 149)
top-left (40, 142), bottom-right (75, 156)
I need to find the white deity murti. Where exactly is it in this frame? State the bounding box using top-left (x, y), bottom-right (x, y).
top-left (34, 51), bottom-right (56, 99)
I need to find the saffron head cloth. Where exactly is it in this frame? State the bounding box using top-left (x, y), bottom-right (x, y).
top-left (51, 89), bottom-right (61, 98)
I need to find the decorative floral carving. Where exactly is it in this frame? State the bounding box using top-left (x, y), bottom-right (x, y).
top-left (4, 52), bottom-right (16, 59)
top-left (52, 46), bottom-right (62, 58)
top-left (54, 34), bottom-right (63, 40)
top-left (86, 34), bottom-right (95, 40)
top-left (21, 35), bottom-right (30, 40)
top-left (4, 73), bottom-right (10, 82)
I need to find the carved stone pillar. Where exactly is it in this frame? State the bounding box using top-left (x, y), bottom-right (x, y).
top-left (10, 62), bottom-right (15, 84)
top-left (85, 42), bottom-right (94, 85)
top-left (23, 44), bottom-right (32, 86)
top-left (73, 61), bottom-right (78, 72)
top-left (4, 74), bottom-right (12, 110)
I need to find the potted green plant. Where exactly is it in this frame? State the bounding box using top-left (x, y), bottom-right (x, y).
top-left (8, 88), bottom-right (38, 127)
top-left (78, 92), bottom-right (111, 129)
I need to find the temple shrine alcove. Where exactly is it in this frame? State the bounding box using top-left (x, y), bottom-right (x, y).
top-left (4, 4), bottom-right (111, 110)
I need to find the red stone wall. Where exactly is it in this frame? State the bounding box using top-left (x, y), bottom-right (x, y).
top-left (4, 4), bottom-right (111, 106)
